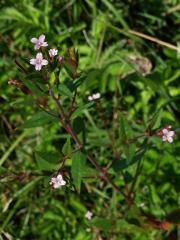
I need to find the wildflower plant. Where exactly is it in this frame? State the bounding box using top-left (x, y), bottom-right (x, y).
top-left (7, 33), bottom-right (179, 238)
top-left (10, 34), bottom-right (177, 197)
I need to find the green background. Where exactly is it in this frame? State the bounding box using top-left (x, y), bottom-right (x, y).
top-left (0, 1), bottom-right (179, 239)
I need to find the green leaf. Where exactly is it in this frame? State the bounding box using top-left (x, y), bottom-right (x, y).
top-left (71, 102), bottom-right (94, 119)
top-left (90, 217), bottom-right (112, 231)
top-left (65, 75), bottom-right (87, 92)
top-left (35, 151), bottom-right (60, 163)
top-left (35, 152), bottom-right (58, 171)
top-left (69, 197), bottom-right (86, 213)
top-left (81, 166), bottom-right (98, 178)
top-left (0, 166), bottom-right (7, 174)
top-left (124, 143), bottom-right (136, 163)
top-left (21, 79), bottom-right (45, 96)
top-left (116, 219), bottom-right (147, 234)
top-left (148, 108), bottom-right (163, 129)
top-left (71, 152), bottom-right (86, 192)
top-left (21, 111), bottom-right (58, 128)
top-left (25, 72), bottom-right (45, 84)
top-left (101, 0), bottom-right (128, 29)
top-left (13, 177), bottom-right (42, 199)
top-left (62, 136), bottom-right (72, 155)
top-left (112, 144), bottom-right (149, 172)
top-left (119, 114), bottom-right (127, 143)
top-left (0, 8), bottom-right (32, 23)
top-left (53, 83), bottom-right (73, 97)
top-left (43, 211), bottom-right (63, 222)
top-left (119, 114), bottom-right (136, 162)
top-left (73, 117), bottom-right (85, 134)
top-left (49, 72), bottom-right (55, 85)
top-left (63, 60), bottom-right (77, 79)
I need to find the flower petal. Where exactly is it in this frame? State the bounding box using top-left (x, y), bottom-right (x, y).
top-left (42, 59), bottom-right (48, 66)
top-left (57, 174), bottom-right (63, 180)
top-left (53, 183), bottom-right (60, 189)
top-left (162, 136), bottom-right (167, 141)
top-left (39, 34), bottom-right (45, 43)
top-left (88, 96), bottom-right (93, 101)
top-left (41, 42), bottom-right (48, 47)
top-left (34, 44), bottom-right (40, 50)
top-left (162, 129), bottom-right (168, 134)
top-left (168, 131), bottom-right (175, 137)
top-left (49, 49), bottom-right (58, 57)
top-left (31, 37), bottom-right (38, 43)
top-left (35, 64), bottom-right (42, 71)
top-left (36, 52), bottom-right (43, 60)
top-left (61, 180), bottom-right (66, 186)
top-left (30, 59), bottom-right (36, 65)
top-left (167, 137), bottom-right (173, 143)
top-left (50, 178), bottom-right (56, 184)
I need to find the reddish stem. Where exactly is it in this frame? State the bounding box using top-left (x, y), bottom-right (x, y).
top-left (48, 84), bottom-right (129, 204)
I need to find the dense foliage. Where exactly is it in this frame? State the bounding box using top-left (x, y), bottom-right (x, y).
top-left (0, 1), bottom-right (180, 239)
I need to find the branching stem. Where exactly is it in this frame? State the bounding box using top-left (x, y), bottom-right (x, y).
top-left (48, 84), bottom-right (131, 205)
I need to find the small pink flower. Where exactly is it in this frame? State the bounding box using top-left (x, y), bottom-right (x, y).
top-left (49, 49), bottom-right (58, 57)
top-left (31, 34), bottom-right (48, 50)
top-left (85, 211), bottom-right (93, 220)
top-left (162, 128), bottom-right (175, 143)
top-left (50, 174), bottom-right (66, 189)
top-left (30, 53), bottom-right (48, 71)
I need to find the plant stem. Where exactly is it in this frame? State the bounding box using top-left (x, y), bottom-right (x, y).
top-left (48, 85), bottom-right (129, 202)
top-left (68, 90), bottom-right (77, 118)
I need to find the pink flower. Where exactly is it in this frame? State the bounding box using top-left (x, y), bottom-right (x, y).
top-left (50, 174), bottom-right (66, 189)
top-left (162, 128), bottom-right (175, 143)
top-left (31, 34), bottom-right (48, 50)
top-left (30, 53), bottom-right (48, 71)
top-left (49, 49), bottom-right (58, 57)
top-left (85, 211), bottom-right (93, 220)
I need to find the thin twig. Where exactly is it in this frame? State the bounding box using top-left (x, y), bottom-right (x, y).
top-left (129, 29), bottom-right (178, 51)
top-left (87, 154), bottom-right (126, 197)
top-left (48, 84), bottom-right (66, 123)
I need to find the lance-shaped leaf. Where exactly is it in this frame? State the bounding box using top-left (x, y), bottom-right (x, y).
top-left (21, 111), bottom-right (58, 128)
top-left (35, 151), bottom-right (59, 171)
top-left (71, 151), bottom-right (86, 192)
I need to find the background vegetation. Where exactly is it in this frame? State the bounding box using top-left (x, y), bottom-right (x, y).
top-left (0, 0), bottom-right (180, 239)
